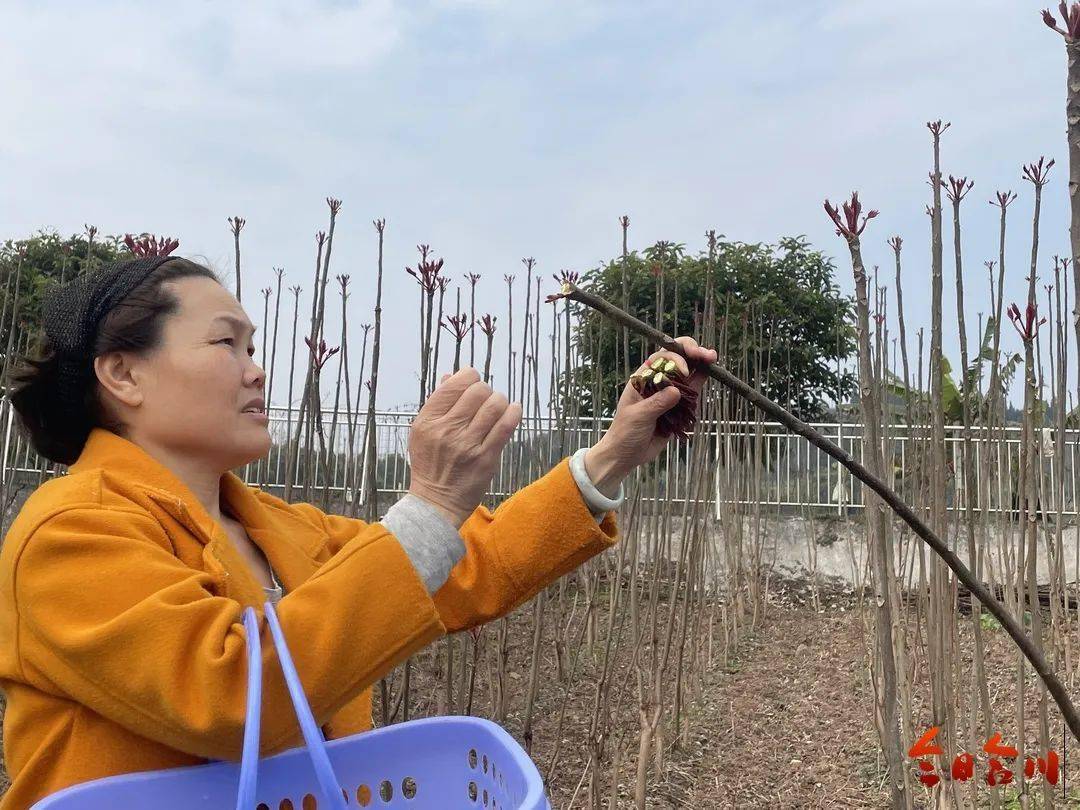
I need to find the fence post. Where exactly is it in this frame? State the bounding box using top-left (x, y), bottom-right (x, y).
top-left (1, 403), bottom-right (13, 487)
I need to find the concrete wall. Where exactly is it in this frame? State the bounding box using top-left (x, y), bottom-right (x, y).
top-left (666, 512), bottom-right (1080, 589)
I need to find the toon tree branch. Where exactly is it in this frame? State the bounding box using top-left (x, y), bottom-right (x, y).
top-left (549, 280), bottom-right (1080, 744)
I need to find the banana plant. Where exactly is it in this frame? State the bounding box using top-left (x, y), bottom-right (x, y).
top-left (883, 317), bottom-right (1022, 423)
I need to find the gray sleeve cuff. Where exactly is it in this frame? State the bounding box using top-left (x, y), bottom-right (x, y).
top-left (381, 494), bottom-right (466, 594)
top-left (569, 446), bottom-right (624, 522)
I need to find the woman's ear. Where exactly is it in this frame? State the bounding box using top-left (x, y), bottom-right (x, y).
top-left (93, 352), bottom-right (145, 409)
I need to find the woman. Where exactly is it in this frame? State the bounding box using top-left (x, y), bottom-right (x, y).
top-left (0, 256), bottom-right (715, 807)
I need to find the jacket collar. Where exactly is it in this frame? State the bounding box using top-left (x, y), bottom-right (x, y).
top-left (69, 428), bottom-right (251, 541)
top-left (68, 429), bottom-right (326, 595)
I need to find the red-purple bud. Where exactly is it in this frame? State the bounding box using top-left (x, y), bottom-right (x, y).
top-left (824, 192), bottom-right (878, 241)
top-left (124, 234), bottom-right (180, 257)
top-left (630, 360), bottom-right (700, 440)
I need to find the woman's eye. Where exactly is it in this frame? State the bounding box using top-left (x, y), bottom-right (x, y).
top-left (216, 338), bottom-right (235, 345)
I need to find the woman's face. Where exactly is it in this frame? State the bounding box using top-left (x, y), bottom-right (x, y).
top-left (99, 275), bottom-right (271, 472)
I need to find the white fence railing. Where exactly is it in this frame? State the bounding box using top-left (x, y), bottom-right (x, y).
top-left (3, 405), bottom-right (1078, 517)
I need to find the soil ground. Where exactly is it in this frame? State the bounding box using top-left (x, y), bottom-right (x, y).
top-left (391, 577), bottom-right (1080, 809)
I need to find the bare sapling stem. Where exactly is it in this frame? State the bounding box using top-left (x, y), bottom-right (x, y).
top-left (546, 276), bottom-right (1080, 743)
top-left (228, 215), bottom-right (245, 304)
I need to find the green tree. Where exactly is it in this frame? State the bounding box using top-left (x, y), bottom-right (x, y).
top-left (566, 235), bottom-right (856, 420)
top-left (0, 230), bottom-right (125, 354)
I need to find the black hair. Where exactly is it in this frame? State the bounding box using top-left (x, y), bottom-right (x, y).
top-left (9, 257), bottom-right (222, 466)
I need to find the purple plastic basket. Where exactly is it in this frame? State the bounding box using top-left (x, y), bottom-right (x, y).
top-left (31, 601), bottom-right (549, 809)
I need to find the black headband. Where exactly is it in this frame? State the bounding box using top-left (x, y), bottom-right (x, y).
top-left (43, 256), bottom-right (176, 355)
top-left (40, 256), bottom-right (176, 413)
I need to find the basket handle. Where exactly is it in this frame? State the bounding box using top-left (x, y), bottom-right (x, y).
top-left (261, 600), bottom-right (349, 810)
top-left (237, 607), bottom-right (262, 809)
top-left (234, 603), bottom-right (348, 810)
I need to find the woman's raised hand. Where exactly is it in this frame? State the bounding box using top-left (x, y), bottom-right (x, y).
top-left (584, 336), bottom-right (718, 496)
top-left (407, 368), bottom-right (522, 528)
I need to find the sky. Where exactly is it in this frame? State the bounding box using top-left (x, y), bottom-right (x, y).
top-left (0, 0), bottom-right (1074, 414)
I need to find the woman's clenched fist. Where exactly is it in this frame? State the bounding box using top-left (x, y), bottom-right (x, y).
top-left (584, 336), bottom-right (717, 495)
top-left (406, 368), bottom-right (522, 528)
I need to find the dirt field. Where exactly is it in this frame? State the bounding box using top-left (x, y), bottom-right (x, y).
top-left (384, 576), bottom-right (1080, 808)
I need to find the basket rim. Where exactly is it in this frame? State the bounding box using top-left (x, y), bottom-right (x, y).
top-left (33, 714), bottom-right (545, 808)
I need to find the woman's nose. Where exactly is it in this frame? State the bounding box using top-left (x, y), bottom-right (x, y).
top-left (246, 362), bottom-right (266, 389)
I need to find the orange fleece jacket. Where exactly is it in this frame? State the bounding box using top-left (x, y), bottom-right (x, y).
top-left (0, 428), bottom-right (619, 809)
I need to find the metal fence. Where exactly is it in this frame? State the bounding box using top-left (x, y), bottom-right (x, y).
top-left (3, 404), bottom-right (1078, 517)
